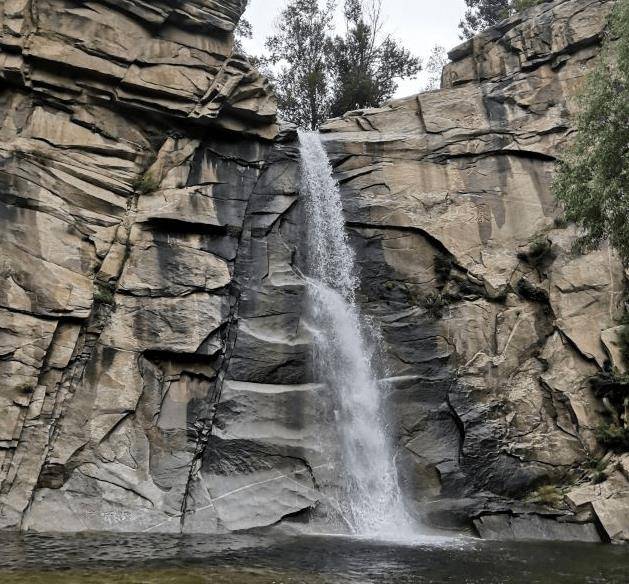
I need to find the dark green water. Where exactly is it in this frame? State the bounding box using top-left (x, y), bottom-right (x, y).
top-left (0, 533), bottom-right (627, 583)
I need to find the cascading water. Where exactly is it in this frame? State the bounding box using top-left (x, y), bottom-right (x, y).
top-left (298, 130), bottom-right (413, 537)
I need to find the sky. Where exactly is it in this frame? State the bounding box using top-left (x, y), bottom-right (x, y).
top-left (241, 0), bottom-right (468, 97)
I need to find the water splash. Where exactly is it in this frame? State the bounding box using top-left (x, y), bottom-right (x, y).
top-left (298, 130), bottom-right (414, 537)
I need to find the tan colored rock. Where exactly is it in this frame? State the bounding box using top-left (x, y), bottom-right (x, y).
top-left (549, 243), bottom-right (625, 367)
top-left (0, 308), bottom-right (57, 443)
top-left (601, 326), bottom-right (628, 374)
top-left (443, 0), bottom-right (614, 88)
top-left (119, 230), bottom-right (231, 296)
top-left (567, 472), bottom-right (629, 543)
top-left (541, 332), bottom-right (603, 452)
top-left (1, 0), bottom-right (276, 137)
top-left (101, 293), bottom-right (228, 353)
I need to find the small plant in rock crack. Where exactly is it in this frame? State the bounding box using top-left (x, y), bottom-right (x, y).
top-left (94, 283), bottom-right (115, 306)
top-left (553, 215), bottom-right (569, 229)
top-left (591, 369), bottom-right (629, 449)
top-left (517, 237), bottom-right (554, 270)
top-left (419, 292), bottom-right (449, 320)
top-left (14, 382), bottom-right (34, 394)
top-left (586, 456), bottom-right (610, 484)
top-left (529, 485), bottom-right (564, 508)
top-left (132, 170), bottom-right (160, 195)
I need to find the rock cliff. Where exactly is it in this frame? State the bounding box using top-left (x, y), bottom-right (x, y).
top-left (1, 0), bottom-right (627, 542)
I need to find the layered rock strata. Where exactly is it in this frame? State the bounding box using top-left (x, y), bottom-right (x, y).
top-left (1, 0), bottom-right (627, 542)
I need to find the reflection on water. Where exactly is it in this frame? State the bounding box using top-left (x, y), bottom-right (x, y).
top-left (0, 532), bottom-right (627, 584)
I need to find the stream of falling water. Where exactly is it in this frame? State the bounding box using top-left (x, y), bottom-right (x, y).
top-left (298, 130), bottom-right (414, 537)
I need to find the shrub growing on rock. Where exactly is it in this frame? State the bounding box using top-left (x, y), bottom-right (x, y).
top-left (419, 292), bottom-right (449, 319)
top-left (529, 485), bottom-right (563, 508)
top-left (586, 457), bottom-right (610, 484)
top-left (132, 171), bottom-right (160, 195)
top-left (94, 284), bottom-right (115, 306)
top-left (596, 423), bottom-right (629, 451)
top-left (553, 0), bottom-right (629, 265)
top-left (591, 368), bottom-right (629, 451)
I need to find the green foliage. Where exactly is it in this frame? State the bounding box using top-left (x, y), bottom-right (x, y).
top-left (586, 457), bottom-right (610, 484)
top-left (94, 284), bottom-right (115, 306)
top-left (265, 0), bottom-right (335, 129)
top-left (327, 0), bottom-right (421, 117)
top-left (553, 1), bottom-right (629, 265)
top-left (233, 17), bottom-right (253, 54)
top-left (419, 292), bottom-right (449, 320)
top-left (529, 485), bottom-right (563, 508)
top-left (264, 0), bottom-right (420, 128)
top-left (459, 0), bottom-right (546, 38)
top-left (424, 45), bottom-right (449, 91)
top-left (132, 171), bottom-right (160, 195)
top-left (459, 0), bottom-right (509, 38)
top-left (596, 423), bottom-right (629, 451)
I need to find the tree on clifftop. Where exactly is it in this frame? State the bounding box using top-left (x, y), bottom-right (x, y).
top-left (263, 0), bottom-right (421, 129)
top-left (265, 0), bottom-right (336, 130)
top-left (553, 0), bottom-right (629, 265)
top-left (459, 0), bottom-right (547, 38)
top-left (327, 0), bottom-right (421, 117)
top-left (423, 45), bottom-right (449, 91)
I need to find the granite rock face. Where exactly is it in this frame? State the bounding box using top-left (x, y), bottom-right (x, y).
top-left (1, 0), bottom-right (628, 542)
top-left (0, 0), bottom-right (279, 534)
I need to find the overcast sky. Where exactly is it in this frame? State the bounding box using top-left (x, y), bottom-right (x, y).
top-left (241, 0), bottom-right (468, 97)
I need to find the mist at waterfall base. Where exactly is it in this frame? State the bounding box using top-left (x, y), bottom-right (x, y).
top-left (298, 130), bottom-right (413, 537)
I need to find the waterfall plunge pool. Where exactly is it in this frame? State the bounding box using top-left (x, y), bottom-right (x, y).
top-left (0, 532), bottom-right (626, 583)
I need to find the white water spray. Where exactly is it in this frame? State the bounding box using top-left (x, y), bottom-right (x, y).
top-left (298, 130), bottom-right (413, 537)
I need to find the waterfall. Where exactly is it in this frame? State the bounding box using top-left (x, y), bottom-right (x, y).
top-left (298, 130), bottom-right (413, 537)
